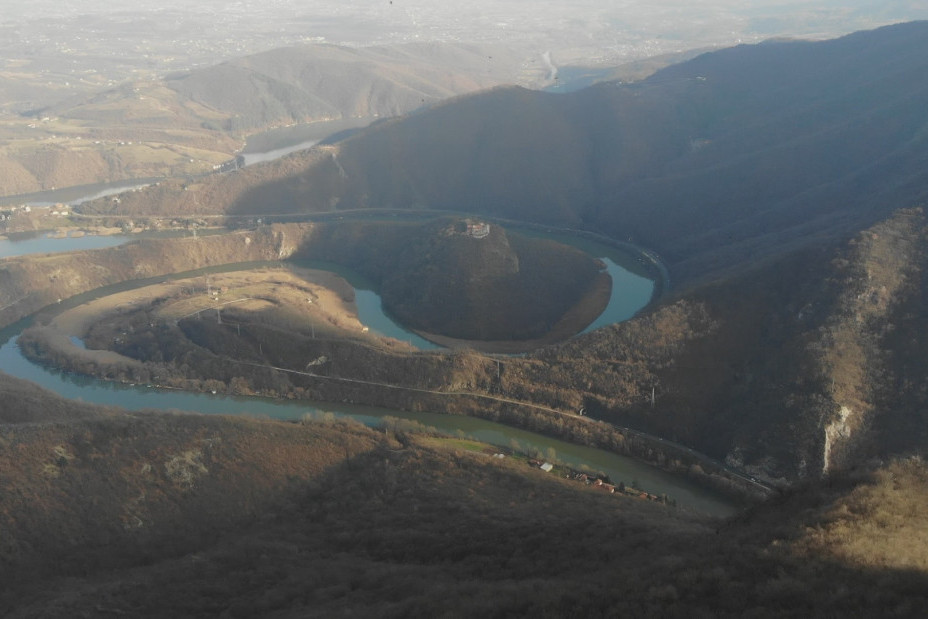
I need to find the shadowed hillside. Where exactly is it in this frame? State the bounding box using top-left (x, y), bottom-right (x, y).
top-left (0, 42), bottom-right (538, 197)
top-left (3, 370), bottom-right (928, 617)
top-left (93, 21), bottom-right (928, 289)
top-left (496, 208), bottom-right (928, 482)
top-left (324, 21), bottom-right (928, 286)
top-left (290, 219), bottom-right (607, 341)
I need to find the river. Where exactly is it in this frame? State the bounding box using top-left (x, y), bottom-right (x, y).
top-left (0, 229), bottom-right (736, 515)
top-left (238, 139), bottom-right (320, 167)
top-left (0, 231), bottom-right (133, 259)
top-left (0, 178), bottom-right (162, 208)
top-left (0, 322), bottom-right (734, 515)
top-left (0, 120), bottom-right (369, 209)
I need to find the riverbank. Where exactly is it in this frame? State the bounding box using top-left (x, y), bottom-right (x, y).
top-left (15, 266), bottom-right (769, 505)
top-left (1, 220), bottom-right (770, 504)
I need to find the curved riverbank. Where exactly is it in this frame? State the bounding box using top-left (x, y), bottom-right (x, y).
top-left (0, 255), bottom-right (741, 515)
top-left (3, 321), bottom-right (741, 516)
top-left (0, 219), bottom-right (772, 506)
top-left (11, 257), bottom-right (769, 506)
top-left (410, 270), bottom-right (612, 354)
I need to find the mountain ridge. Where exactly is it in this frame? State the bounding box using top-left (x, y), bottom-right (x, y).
top-left (0, 41), bottom-right (543, 197)
top-left (3, 369), bottom-right (928, 617)
top-left (85, 21), bottom-right (928, 290)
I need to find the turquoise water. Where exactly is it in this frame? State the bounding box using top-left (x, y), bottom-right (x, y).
top-left (582, 258), bottom-right (655, 333)
top-left (0, 329), bottom-right (734, 516)
top-left (354, 289), bottom-right (439, 349)
top-left (0, 227), bottom-right (738, 514)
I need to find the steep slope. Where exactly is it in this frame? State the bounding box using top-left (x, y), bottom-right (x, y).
top-left (165, 42), bottom-right (533, 132)
top-left (326, 20), bottom-right (928, 286)
top-left (0, 381), bottom-right (380, 601)
top-left (519, 208), bottom-right (928, 482)
top-left (3, 371), bottom-right (928, 617)
top-left (99, 21), bottom-right (928, 289)
top-left (0, 42), bottom-right (537, 197)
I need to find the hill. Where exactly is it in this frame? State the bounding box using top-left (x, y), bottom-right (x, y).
top-left (165, 42), bottom-right (534, 133)
top-left (90, 21), bottom-right (928, 290)
top-left (3, 204), bottom-right (926, 486)
top-left (310, 20), bottom-right (928, 286)
top-left (0, 42), bottom-right (539, 197)
top-left (290, 218), bottom-right (608, 341)
top-left (12, 209), bottom-right (928, 483)
top-left (2, 371), bottom-right (928, 617)
top-left (9, 208), bottom-right (927, 484)
top-left (524, 207), bottom-right (928, 482)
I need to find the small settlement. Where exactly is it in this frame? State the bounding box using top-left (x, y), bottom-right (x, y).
top-left (525, 458), bottom-right (672, 505)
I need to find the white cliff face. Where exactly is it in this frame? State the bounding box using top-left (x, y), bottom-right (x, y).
top-left (823, 405), bottom-right (853, 474)
top-left (273, 228), bottom-right (297, 260)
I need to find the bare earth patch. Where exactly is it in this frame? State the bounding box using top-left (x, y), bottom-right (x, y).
top-left (39, 265), bottom-right (404, 365)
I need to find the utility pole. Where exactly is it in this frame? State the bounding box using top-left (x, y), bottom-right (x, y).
top-left (651, 386), bottom-right (656, 409)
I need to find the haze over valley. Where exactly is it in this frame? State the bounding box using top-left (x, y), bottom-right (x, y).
top-left (3, 3), bottom-right (928, 616)
top-left (2, 0), bottom-right (927, 198)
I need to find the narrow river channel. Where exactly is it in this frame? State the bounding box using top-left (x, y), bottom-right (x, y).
top-left (0, 233), bottom-right (737, 516)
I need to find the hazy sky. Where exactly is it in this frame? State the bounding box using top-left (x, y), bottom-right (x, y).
top-left (1, 0), bottom-right (926, 95)
top-left (4, 1), bottom-right (926, 58)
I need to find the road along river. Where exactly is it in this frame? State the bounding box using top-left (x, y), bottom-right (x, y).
top-left (0, 331), bottom-right (736, 517)
top-left (0, 253), bottom-right (737, 515)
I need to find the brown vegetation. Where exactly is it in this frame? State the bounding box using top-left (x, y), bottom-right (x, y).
top-left (73, 23), bottom-right (928, 297)
top-left (295, 219), bottom-right (609, 341)
top-left (2, 371), bottom-right (928, 617)
top-left (0, 224), bottom-right (315, 327)
top-left (12, 208), bottom-right (928, 488)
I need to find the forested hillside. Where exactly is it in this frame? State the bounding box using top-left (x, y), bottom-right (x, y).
top-left (0, 42), bottom-right (537, 197)
top-left (3, 369), bottom-right (928, 617)
top-left (86, 21), bottom-right (928, 289)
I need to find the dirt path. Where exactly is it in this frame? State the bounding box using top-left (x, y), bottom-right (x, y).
top-left (38, 282), bottom-right (186, 367)
top-left (38, 266), bottom-right (389, 366)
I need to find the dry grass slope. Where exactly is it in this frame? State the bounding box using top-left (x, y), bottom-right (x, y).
top-left (2, 372), bottom-right (928, 617)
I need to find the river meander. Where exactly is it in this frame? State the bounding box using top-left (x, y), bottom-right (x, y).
top-left (0, 326), bottom-right (734, 516)
top-left (0, 232), bottom-right (737, 515)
